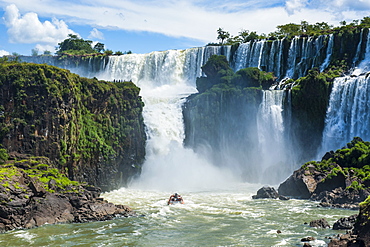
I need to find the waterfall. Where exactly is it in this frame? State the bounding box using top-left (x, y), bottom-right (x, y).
top-left (353, 32), bottom-right (370, 75)
top-left (321, 32), bottom-right (370, 154)
top-left (98, 47), bottom-right (236, 191)
top-left (231, 35), bottom-right (332, 80)
top-left (321, 75), bottom-right (370, 152)
top-left (256, 90), bottom-right (293, 183)
top-left (19, 35), bottom-right (343, 186)
top-left (233, 39), bottom-right (285, 77)
top-left (285, 36), bottom-right (326, 79)
top-left (320, 34), bottom-right (334, 72)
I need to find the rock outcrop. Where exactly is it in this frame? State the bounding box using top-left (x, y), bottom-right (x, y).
top-left (0, 157), bottom-right (134, 232)
top-left (278, 137), bottom-right (370, 209)
top-left (332, 214), bottom-right (357, 230)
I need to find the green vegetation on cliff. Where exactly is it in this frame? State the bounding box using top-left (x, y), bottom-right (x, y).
top-left (183, 55), bottom-right (266, 176)
top-left (289, 68), bottom-right (332, 159)
top-left (0, 149), bottom-right (83, 195)
top-left (0, 60), bottom-right (146, 191)
top-left (303, 137), bottom-right (370, 191)
top-left (196, 55), bottom-right (275, 93)
top-left (213, 16), bottom-right (370, 45)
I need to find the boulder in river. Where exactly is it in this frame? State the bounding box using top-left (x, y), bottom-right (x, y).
top-left (309, 218), bottom-right (330, 228)
top-left (252, 187), bottom-right (279, 199)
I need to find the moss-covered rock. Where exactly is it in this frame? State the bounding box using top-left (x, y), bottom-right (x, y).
top-left (0, 155), bottom-right (135, 232)
top-left (0, 61), bottom-right (146, 191)
top-left (290, 68), bottom-right (332, 161)
top-left (278, 137), bottom-right (370, 208)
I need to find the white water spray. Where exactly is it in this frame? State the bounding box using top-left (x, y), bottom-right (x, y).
top-left (100, 48), bottom-right (237, 191)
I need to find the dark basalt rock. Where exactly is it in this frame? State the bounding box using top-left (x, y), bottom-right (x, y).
top-left (0, 158), bottom-right (135, 233)
top-left (252, 186), bottom-right (290, 200)
top-left (0, 180), bottom-right (135, 232)
top-left (252, 187), bottom-right (279, 199)
top-left (278, 168), bottom-right (316, 199)
top-left (333, 214), bottom-right (357, 230)
top-left (309, 218), bottom-right (330, 228)
top-left (301, 236), bottom-right (316, 242)
top-left (278, 137), bottom-right (370, 209)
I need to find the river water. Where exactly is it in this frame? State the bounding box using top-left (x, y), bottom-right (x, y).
top-left (0, 184), bottom-right (353, 247)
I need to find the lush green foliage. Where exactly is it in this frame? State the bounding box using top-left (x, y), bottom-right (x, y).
top-left (196, 55), bottom-right (275, 93)
top-left (0, 61), bottom-right (145, 185)
top-left (213, 16), bottom-right (370, 45)
top-left (56, 34), bottom-right (96, 55)
top-left (303, 137), bottom-right (370, 190)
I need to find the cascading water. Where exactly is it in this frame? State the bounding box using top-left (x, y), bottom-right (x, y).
top-left (321, 75), bottom-right (370, 152)
top-left (99, 47), bottom-right (236, 191)
top-left (321, 32), bottom-right (370, 154)
top-left (320, 34), bottom-right (334, 72)
top-left (232, 34), bottom-right (332, 80)
top-left (257, 90), bottom-right (294, 183)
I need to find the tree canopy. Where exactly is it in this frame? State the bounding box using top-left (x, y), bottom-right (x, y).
top-left (212, 16), bottom-right (370, 45)
top-left (56, 34), bottom-right (97, 55)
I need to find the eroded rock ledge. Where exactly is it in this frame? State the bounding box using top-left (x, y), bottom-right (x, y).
top-left (0, 157), bottom-right (134, 232)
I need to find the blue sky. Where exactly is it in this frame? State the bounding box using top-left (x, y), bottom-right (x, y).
top-left (1, 0), bottom-right (370, 56)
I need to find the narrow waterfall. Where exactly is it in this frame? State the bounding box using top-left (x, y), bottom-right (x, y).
top-left (285, 36), bottom-right (326, 79)
top-left (232, 39), bottom-right (285, 78)
top-left (321, 32), bottom-right (370, 154)
top-left (320, 34), bottom-right (334, 72)
top-left (257, 90), bottom-right (293, 183)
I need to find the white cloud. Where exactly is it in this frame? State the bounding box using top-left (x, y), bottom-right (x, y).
top-left (2, 4), bottom-right (76, 45)
top-left (35, 44), bottom-right (56, 53)
top-left (88, 28), bottom-right (104, 40)
top-left (285, 0), bottom-right (308, 15)
top-left (0, 50), bottom-right (10, 56)
top-left (1, 0), bottom-right (370, 47)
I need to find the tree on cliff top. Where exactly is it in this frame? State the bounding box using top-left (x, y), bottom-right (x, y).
top-left (196, 55), bottom-right (275, 93)
top-left (56, 34), bottom-right (96, 55)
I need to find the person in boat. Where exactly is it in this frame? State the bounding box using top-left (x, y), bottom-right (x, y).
top-left (168, 193), bottom-right (184, 205)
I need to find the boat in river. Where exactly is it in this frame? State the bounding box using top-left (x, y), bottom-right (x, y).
top-left (167, 193), bottom-right (184, 205)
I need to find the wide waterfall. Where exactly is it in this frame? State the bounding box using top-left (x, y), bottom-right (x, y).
top-left (321, 32), bottom-right (370, 154)
top-left (20, 33), bottom-right (345, 186)
top-left (232, 35), bottom-right (332, 80)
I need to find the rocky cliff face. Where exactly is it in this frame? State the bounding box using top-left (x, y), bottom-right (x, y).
top-left (0, 61), bottom-right (146, 191)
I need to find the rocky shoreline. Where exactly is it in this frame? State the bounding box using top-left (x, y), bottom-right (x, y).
top-left (0, 156), bottom-right (135, 232)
